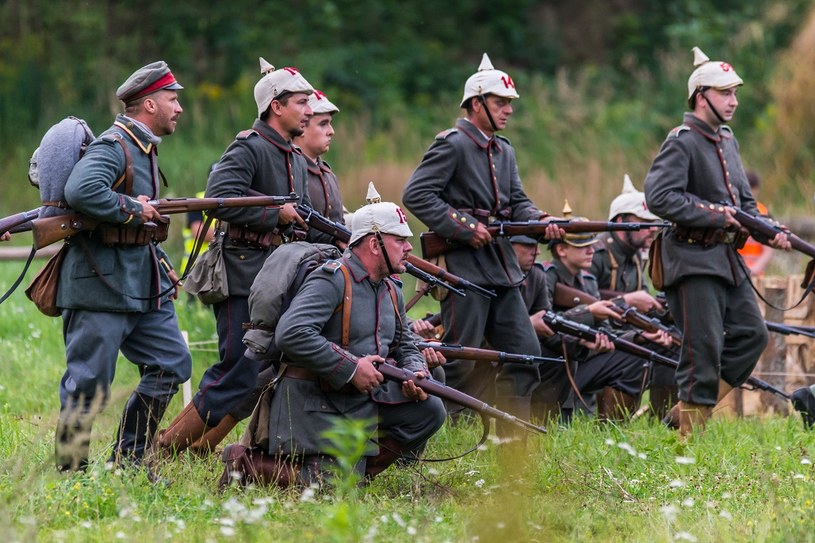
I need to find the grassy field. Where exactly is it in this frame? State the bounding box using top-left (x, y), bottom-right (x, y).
top-left (2, 261), bottom-right (815, 543)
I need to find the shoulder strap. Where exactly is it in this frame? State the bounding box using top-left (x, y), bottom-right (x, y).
top-left (339, 264), bottom-right (353, 350)
top-left (109, 134), bottom-right (134, 195)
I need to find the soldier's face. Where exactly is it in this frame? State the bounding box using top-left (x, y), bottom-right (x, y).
top-left (559, 244), bottom-right (595, 272)
top-left (276, 93), bottom-right (313, 139)
top-left (380, 234), bottom-right (412, 275)
top-left (473, 95), bottom-right (513, 133)
top-left (512, 242), bottom-right (539, 273)
top-left (297, 113), bottom-right (335, 159)
top-left (701, 87), bottom-right (739, 124)
top-left (148, 90), bottom-right (183, 136)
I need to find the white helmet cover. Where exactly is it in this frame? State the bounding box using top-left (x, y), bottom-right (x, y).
top-left (460, 53), bottom-right (519, 107)
top-left (687, 46), bottom-right (743, 100)
top-left (608, 174), bottom-right (660, 221)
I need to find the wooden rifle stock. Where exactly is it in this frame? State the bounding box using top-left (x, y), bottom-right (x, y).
top-left (29, 194), bottom-right (297, 249)
top-left (0, 207), bottom-right (42, 236)
top-left (374, 362), bottom-right (546, 434)
top-left (415, 341), bottom-right (563, 365)
top-left (728, 205), bottom-right (815, 260)
top-left (420, 220), bottom-right (668, 259)
top-left (552, 283), bottom-right (682, 348)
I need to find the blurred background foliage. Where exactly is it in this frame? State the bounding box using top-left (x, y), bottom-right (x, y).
top-left (1, 0), bottom-right (814, 226)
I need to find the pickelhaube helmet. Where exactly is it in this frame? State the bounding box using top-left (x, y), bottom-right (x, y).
top-left (552, 200), bottom-right (596, 248)
top-left (308, 89), bottom-right (339, 115)
top-left (687, 46), bottom-right (743, 104)
top-left (460, 53), bottom-right (520, 108)
top-left (608, 174), bottom-right (660, 221)
top-left (349, 182), bottom-right (413, 246)
top-left (253, 57), bottom-right (314, 116)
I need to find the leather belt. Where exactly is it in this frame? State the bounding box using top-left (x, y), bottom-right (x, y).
top-left (458, 207), bottom-right (511, 226)
top-left (673, 225), bottom-right (748, 249)
top-left (284, 366), bottom-right (359, 395)
top-left (226, 224), bottom-right (283, 250)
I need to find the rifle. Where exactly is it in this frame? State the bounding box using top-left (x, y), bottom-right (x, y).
top-left (295, 203), bottom-right (496, 299)
top-left (765, 321), bottom-right (815, 340)
top-left (542, 311), bottom-right (791, 401)
top-left (0, 207), bottom-right (42, 236)
top-left (415, 341), bottom-right (564, 365)
top-left (420, 220), bottom-right (669, 259)
top-left (727, 205), bottom-right (815, 260)
top-left (374, 361), bottom-right (546, 434)
top-left (552, 282), bottom-right (682, 348)
top-left (27, 194), bottom-right (298, 249)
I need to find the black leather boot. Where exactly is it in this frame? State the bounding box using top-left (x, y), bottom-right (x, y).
top-left (110, 392), bottom-right (169, 468)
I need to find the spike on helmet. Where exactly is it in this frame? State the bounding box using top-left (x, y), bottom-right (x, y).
top-left (348, 182), bottom-right (413, 245)
top-left (687, 46), bottom-right (743, 102)
top-left (608, 174), bottom-right (660, 221)
top-left (460, 52), bottom-right (520, 108)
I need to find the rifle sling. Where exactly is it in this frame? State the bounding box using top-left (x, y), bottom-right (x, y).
top-left (0, 245), bottom-right (37, 306)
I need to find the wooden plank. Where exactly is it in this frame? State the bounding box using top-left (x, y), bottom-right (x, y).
top-left (0, 244), bottom-right (61, 260)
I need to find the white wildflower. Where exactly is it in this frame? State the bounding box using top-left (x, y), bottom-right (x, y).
top-left (638, 453), bottom-right (647, 459)
top-left (794, 473), bottom-right (806, 479)
top-left (474, 479), bottom-right (485, 488)
top-left (720, 510), bottom-right (733, 520)
top-left (496, 522), bottom-right (506, 529)
top-left (618, 442), bottom-right (637, 456)
top-left (427, 468), bottom-right (439, 476)
top-left (300, 485), bottom-right (317, 503)
top-left (669, 479), bottom-right (686, 488)
top-left (801, 458), bottom-right (812, 465)
top-left (380, 515), bottom-right (389, 523)
top-left (407, 526), bottom-right (417, 535)
top-left (674, 531), bottom-right (697, 542)
top-left (775, 446), bottom-right (782, 451)
top-left (392, 512), bottom-right (406, 528)
top-left (722, 492), bottom-right (732, 499)
top-left (682, 498), bottom-right (695, 507)
top-left (605, 438), bottom-right (616, 445)
top-left (116, 532), bottom-right (126, 540)
top-left (220, 526), bottom-right (235, 537)
top-left (434, 516), bottom-right (444, 523)
top-left (660, 504), bottom-right (679, 523)
top-left (675, 456), bottom-right (696, 465)
top-left (80, 521), bottom-right (92, 529)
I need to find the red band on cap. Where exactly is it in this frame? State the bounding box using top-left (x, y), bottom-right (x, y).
top-left (126, 71), bottom-right (178, 101)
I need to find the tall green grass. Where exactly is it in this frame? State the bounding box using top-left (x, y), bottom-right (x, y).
top-left (2, 262), bottom-right (815, 542)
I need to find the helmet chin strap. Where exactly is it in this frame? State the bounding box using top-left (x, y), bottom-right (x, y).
top-left (374, 231), bottom-right (397, 276)
top-left (701, 90), bottom-right (727, 125)
top-left (477, 94), bottom-right (499, 133)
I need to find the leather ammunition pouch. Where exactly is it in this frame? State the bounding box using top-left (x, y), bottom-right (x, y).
top-left (226, 224), bottom-right (283, 250)
top-left (673, 225), bottom-right (748, 249)
top-left (458, 207), bottom-right (511, 226)
top-left (99, 217), bottom-right (170, 246)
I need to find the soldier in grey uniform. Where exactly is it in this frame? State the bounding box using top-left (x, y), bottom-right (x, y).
top-left (590, 175), bottom-right (677, 418)
top-left (294, 89), bottom-right (346, 231)
top-left (158, 58), bottom-right (317, 455)
top-left (541, 225), bottom-right (653, 421)
top-left (402, 53), bottom-right (561, 440)
top-left (644, 47), bottom-right (789, 438)
top-left (55, 62), bottom-right (191, 472)
top-left (223, 193), bottom-right (446, 486)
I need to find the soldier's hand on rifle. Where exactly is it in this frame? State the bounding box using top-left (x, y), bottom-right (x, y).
top-left (420, 346), bottom-right (446, 368)
top-left (352, 354), bottom-right (385, 393)
top-left (469, 222), bottom-right (492, 249)
top-left (401, 372), bottom-right (429, 401)
top-left (587, 300), bottom-right (622, 322)
top-left (135, 195), bottom-right (162, 221)
top-left (0, 232), bottom-right (9, 242)
top-left (541, 215), bottom-right (565, 241)
top-left (411, 318), bottom-right (437, 339)
top-left (723, 206), bottom-right (743, 230)
top-left (531, 310), bottom-right (555, 337)
top-left (277, 203), bottom-right (309, 229)
top-left (622, 290), bottom-right (664, 313)
top-left (579, 332), bottom-right (614, 353)
top-left (769, 231), bottom-right (791, 251)
top-left (641, 329), bottom-right (673, 348)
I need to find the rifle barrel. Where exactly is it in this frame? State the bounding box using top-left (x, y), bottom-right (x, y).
top-left (375, 362), bottom-right (546, 434)
top-left (0, 207), bottom-right (42, 236)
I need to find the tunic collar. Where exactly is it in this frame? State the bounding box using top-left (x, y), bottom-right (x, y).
top-left (683, 112), bottom-right (730, 143)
